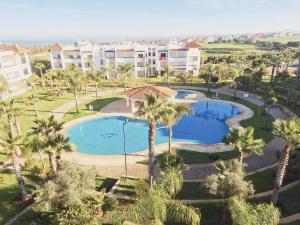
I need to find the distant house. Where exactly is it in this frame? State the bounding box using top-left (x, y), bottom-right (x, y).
top-left (125, 86), bottom-right (176, 112)
top-left (0, 44), bottom-right (32, 100)
top-left (49, 40), bottom-right (202, 77)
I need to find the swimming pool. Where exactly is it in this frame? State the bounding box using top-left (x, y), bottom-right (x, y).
top-left (66, 101), bottom-right (240, 155)
top-left (175, 90), bottom-right (196, 99)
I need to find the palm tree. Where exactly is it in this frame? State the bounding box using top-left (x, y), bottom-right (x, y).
top-left (68, 70), bottom-right (82, 113)
top-left (224, 127), bottom-right (265, 162)
top-left (144, 63), bottom-right (152, 83)
top-left (89, 71), bottom-right (103, 98)
top-left (28, 94), bottom-right (39, 118)
top-left (271, 119), bottom-right (300, 204)
top-left (118, 63), bottom-right (133, 92)
top-left (162, 103), bottom-right (191, 152)
top-left (200, 63), bottom-right (214, 92)
top-left (264, 96), bottom-right (277, 129)
top-left (106, 170), bottom-right (200, 225)
top-left (0, 132), bottom-right (29, 201)
top-left (135, 94), bottom-right (175, 186)
top-left (0, 99), bottom-right (23, 137)
top-left (0, 74), bottom-right (9, 100)
top-left (26, 135), bottom-right (46, 170)
top-left (81, 72), bottom-right (89, 94)
top-left (35, 62), bottom-right (46, 76)
top-left (295, 51), bottom-right (300, 81)
top-left (31, 115), bottom-right (64, 174)
top-left (163, 65), bottom-right (172, 86)
top-left (269, 53), bottom-right (284, 84)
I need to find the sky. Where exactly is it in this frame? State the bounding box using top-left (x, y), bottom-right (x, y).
top-left (0, 0), bottom-right (300, 42)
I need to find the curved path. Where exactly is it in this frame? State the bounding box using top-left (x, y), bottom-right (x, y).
top-left (60, 85), bottom-right (293, 180)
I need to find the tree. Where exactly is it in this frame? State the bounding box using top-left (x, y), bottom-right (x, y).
top-left (162, 103), bottom-right (191, 152)
top-left (163, 64), bottom-right (172, 86)
top-left (0, 74), bottom-right (9, 100)
top-left (35, 161), bottom-right (97, 210)
top-left (68, 69), bottom-right (82, 113)
top-left (31, 115), bottom-right (64, 174)
top-left (295, 51), bottom-right (300, 81)
top-left (156, 152), bottom-right (187, 173)
top-left (35, 62), bottom-right (46, 76)
top-left (28, 94), bottom-right (40, 118)
top-left (89, 71), bottom-right (104, 98)
top-left (199, 63), bottom-right (215, 92)
top-left (228, 197), bottom-right (280, 225)
top-left (118, 63), bottom-right (133, 92)
top-left (271, 119), bottom-right (300, 204)
top-left (0, 132), bottom-right (29, 201)
top-left (0, 99), bottom-right (23, 137)
top-left (224, 127), bottom-right (265, 162)
top-left (269, 53), bottom-right (284, 84)
top-left (135, 94), bottom-right (175, 186)
top-left (106, 170), bottom-right (200, 225)
top-left (26, 135), bottom-right (46, 170)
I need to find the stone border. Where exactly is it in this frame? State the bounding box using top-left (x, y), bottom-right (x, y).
top-left (61, 90), bottom-right (254, 166)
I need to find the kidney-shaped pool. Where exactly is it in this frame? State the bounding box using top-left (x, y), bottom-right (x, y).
top-left (66, 101), bottom-right (240, 155)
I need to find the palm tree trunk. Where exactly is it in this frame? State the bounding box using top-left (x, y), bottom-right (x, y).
top-left (296, 59), bottom-right (300, 81)
top-left (38, 149), bottom-right (46, 170)
top-left (264, 107), bottom-right (269, 129)
top-left (95, 83), bottom-right (98, 98)
top-left (238, 152), bottom-right (244, 163)
top-left (148, 123), bottom-right (156, 187)
top-left (48, 152), bottom-right (57, 174)
top-left (271, 143), bottom-right (291, 205)
top-left (233, 84), bottom-right (237, 98)
top-left (34, 103), bottom-right (39, 118)
top-left (124, 77), bottom-right (127, 92)
top-left (12, 152), bottom-right (28, 201)
top-left (74, 91), bottom-right (79, 113)
top-left (168, 126), bottom-right (172, 153)
top-left (271, 66), bottom-right (275, 84)
top-left (14, 117), bottom-right (21, 135)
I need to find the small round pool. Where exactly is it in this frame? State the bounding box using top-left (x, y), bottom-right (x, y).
top-left (66, 101), bottom-right (240, 155)
top-left (175, 90), bottom-right (196, 99)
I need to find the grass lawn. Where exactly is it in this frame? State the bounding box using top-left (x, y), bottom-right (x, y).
top-left (252, 183), bottom-right (300, 217)
top-left (95, 175), bottom-right (118, 193)
top-left (113, 177), bottom-right (140, 197)
top-left (205, 92), bottom-right (274, 142)
top-left (0, 170), bottom-right (36, 225)
top-left (138, 149), bottom-right (238, 165)
top-left (0, 153), bottom-right (8, 164)
top-left (63, 93), bottom-right (123, 122)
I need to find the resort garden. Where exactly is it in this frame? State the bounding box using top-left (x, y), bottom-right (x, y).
top-left (0, 42), bottom-right (300, 225)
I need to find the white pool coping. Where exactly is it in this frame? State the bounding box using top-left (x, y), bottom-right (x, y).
top-left (61, 90), bottom-right (254, 166)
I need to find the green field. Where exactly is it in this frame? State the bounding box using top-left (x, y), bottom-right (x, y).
top-left (258, 36), bottom-right (300, 43)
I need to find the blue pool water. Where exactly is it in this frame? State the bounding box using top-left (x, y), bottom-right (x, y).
top-left (66, 101), bottom-right (240, 155)
top-left (175, 91), bottom-right (193, 99)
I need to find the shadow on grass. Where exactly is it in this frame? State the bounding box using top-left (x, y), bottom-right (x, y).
top-left (95, 176), bottom-right (117, 192)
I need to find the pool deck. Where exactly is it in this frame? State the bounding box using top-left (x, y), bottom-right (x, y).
top-left (61, 89), bottom-right (254, 170)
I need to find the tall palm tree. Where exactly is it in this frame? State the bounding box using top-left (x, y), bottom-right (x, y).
top-left (162, 103), bottom-right (191, 152)
top-left (28, 94), bottom-right (40, 118)
top-left (68, 70), bottom-right (82, 113)
top-left (106, 170), bottom-right (200, 225)
top-left (269, 53), bottom-right (284, 84)
top-left (26, 135), bottom-right (46, 170)
top-left (89, 71), bottom-right (104, 98)
top-left (135, 94), bottom-right (175, 186)
top-left (163, 65), bottom-right (172, 86)
top-left (224, 127), bottom-right (265, 162)
top-left (31, 115), bottom-right (64, 174)
top-left (0, 99), bottom-right (23, 137)
top-left (35, 62), bottom-right (46, 77)
top-left (0, 132), bottom-right (29, 201)
top-left (118, 63), bottom-right (133, 92)
top-left (271, 119), bottom-right (300, 204)
top-left (48, 133), bottom-right (73, 160)
top-left (200, 63), bottom-right (214, 92)
top-left (0, 74), bottom-right (9, 100)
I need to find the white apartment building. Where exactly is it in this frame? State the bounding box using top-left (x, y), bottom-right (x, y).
top-left (49, 41), bottom-right (201, 78)
top-left (0, 45), bottom-right (32, 99)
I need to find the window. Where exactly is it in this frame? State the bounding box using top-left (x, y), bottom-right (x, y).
top-left (137, 53), bottom-right (143, 58)
top-left (153, 52), bottom-right (156, 57)
top-left (105, 51), bottom-right (115, 58)
top-left (23, 68), bottom-right (29, 75)
top-left (100, 59), bottom-right (104, 65)
top-left (21, 57), bottom-right (26, 64)
top-left (148, 52), bottom-right (151, 57)
top-left (153, 60), bottom-right (156, 65)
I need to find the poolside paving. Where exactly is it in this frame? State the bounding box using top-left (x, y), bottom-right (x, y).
top-left (56, 85), bottom-right (294, 180)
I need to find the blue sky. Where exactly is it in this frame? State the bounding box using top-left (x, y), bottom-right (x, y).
top-left (0, 0), bottom-right (299, 41)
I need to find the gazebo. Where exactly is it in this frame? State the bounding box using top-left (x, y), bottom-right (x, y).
top-left (125, 86), bottom-right (177, 112)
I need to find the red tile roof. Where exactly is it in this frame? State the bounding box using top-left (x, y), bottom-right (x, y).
top-left (125, 86), bottom-right (176, 100)
top-left (0, 44), bottom-right (29, 53)
top-left (185, 42), bottom-right (201, 48)
top-left (50, 43), bottom-right (62, 51)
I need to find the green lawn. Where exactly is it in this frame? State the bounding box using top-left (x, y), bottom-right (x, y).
top-left (252, 183), bottom-right (300, 217)
top-left (114, 177), bottom-right (140, 197)
top-left (0, 153), bottom-right (8, 164)
top-left (0, 170), bottom-right (36, 225)
top-left (63, 93), bottom-right (123, 122)
top-left (138, 149), bottom-right (238, 165)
